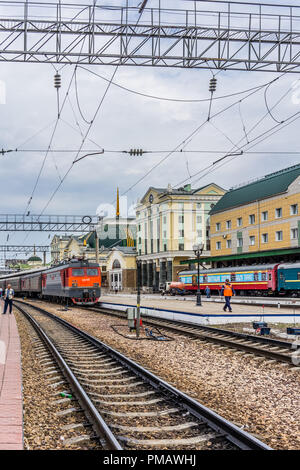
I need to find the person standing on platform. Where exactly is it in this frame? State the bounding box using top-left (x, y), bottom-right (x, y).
top-left (221, 279), bottom-right (235, 312)
top-left (204, 286), bottom-right (211, 298)
top-left (3, 284), bottom-right (14, 314)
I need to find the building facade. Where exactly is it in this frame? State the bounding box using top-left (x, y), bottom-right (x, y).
top-left (209, 164), bottom-right (300, 263)
top-left (136, 183), bottom-right (225, 290)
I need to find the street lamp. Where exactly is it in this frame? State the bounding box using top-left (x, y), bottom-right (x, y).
top-left (193, 243), bottom-right (204, 306)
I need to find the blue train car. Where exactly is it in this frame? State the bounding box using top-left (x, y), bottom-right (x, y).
top-left (277, 263), bottom-right (300, 296)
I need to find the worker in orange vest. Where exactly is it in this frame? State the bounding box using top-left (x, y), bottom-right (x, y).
top-left (221, 279), bottom-right (235, 312)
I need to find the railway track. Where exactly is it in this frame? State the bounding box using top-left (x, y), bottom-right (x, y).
top-left (90, 305), bottom-right (300, 367)
top-left (14, 300), bottom-right (271, 451)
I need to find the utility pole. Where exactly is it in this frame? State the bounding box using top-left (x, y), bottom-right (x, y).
top-left (95, 230), bottom-right (99, 264)
top-left (136, 259), bottom-right (141, 338)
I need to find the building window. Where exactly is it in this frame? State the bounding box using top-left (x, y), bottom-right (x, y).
top-left (138, 224), bottom-right (141, 231)
top-left (216, 241), bottom-right (221, 250)
top-left (226, 220), bottom-right (231, 229)
top-left (138, 237), bottom-right (141, 244)
top-left (163, 230), bottom-right (167, 238)
top-left (261, 211), bottom-right (268, 221)
top-left (291, 228), bottom-right (298, 240)
top-left (237, 217), bottom-right (242, 227)
top-left (226, 239), bottom-right (232, 248)
top-left (197, 229), bottom-right (202, 238)
top-left (197, 203), bottom-right (201, 209)
top-left (178, 243), bottom-right (184, 251)
top-left (291, 204), bottom-right (298, 215)
top-left (178, 215), bottom-right (184, 223)
top-left (196, 215), bottom-right (202, 224)
top-left (249, 236), bottom-right (255, 246)
top-left (163, 243), bottom-right (167, 251)
top-left (179, 229), bottom-right (184, 238)
top-left (262, 233), bottom-right (268, 243)
top-left (276, 231), bottom-right (283, 241)
top-left (275, 208), bottom-right (282, 218)
top-left (163, 216), bottom-right (167, 224)
top-left (237, 238), bottom-right (243, 247)
top-left (249, 214), bottom-right (255, 224)
top-left (216, 222), bottom-right (221, 232)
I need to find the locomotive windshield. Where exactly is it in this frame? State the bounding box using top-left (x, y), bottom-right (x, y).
top-left (72, 268), bottom-right (84, 276)
top-left (86, 268), bottom-right (98, 276)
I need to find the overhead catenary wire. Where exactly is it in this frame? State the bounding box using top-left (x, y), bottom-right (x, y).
top-left (36, 3), bottom-right (149, 217)
top-left (77, 65), bottom-right (282, 104)
top-left (118, 75), bottom-right (281, 200)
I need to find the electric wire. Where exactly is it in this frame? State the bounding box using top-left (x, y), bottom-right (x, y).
top-left (77, 65), bottom-right (282, 104)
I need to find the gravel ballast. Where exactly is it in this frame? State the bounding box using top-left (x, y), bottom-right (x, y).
top-left (20, 301), bottom-right (300, 450)
top-left (14, 309), bottom-right (102, 450)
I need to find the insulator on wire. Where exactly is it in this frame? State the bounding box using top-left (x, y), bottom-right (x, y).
top-left (209, 77), bottom-right (217, 93)
top-left (129, 149), bottom-right (143, 156)
top-left (54, 73), bottom-right (61, 89)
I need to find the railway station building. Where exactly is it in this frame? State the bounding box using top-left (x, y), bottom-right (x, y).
top-left (136, 183), bottom-right (225, 290)
top-left (204, 163), bottom-right (300, 268)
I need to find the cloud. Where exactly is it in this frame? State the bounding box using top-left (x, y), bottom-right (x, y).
top-left (0, 1), bottom-right (299, 255)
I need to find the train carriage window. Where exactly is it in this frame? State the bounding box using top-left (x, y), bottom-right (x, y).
top-left (72, 268), bottom-right (84, 276)
top-left (86, 268), bottom-right (98, 276)
top-left (254, 273), bottom-right (259, 281)
top-left (297, 273), bottom-right (300, 280)
top-left (268, 273), bottom-right (272, 281)
top-left (203, 275), bottom-right (208, 283)
top-left (261, 273), bottom-right (266, 281)
top-left (230, 274), bottom-right (236, 282)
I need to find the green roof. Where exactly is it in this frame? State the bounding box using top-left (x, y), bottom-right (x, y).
top-left (210, 163), bottom-right (300, 215)
top-left (180, 246), bottom-right (300, 264)
top-left (28, 256), bottom-right (42, 262)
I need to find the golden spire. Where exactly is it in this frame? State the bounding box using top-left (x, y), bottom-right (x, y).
top-left (116, 187), bottom-right (120, 218)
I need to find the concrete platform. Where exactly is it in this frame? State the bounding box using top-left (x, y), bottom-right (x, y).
top-left (100, 294), bottom-right (300, 325)
top-left (0, 301), bottom-right (23, 450)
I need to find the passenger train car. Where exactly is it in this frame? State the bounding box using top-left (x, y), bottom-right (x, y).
top-left (176, 263), bottom-right (300, 296)
top-left (0, 259), bottom-right (101, 305)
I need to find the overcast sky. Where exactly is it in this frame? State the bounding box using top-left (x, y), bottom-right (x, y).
top-left (1, 0), bottom-right (300, 262)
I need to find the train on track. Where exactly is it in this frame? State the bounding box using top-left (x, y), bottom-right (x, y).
top-left (0, 258), bottom-right (101, 305)
top-left (171, 262), bottom-right (300, 297)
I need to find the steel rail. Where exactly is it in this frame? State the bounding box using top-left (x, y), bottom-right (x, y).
top-left (91, 305), bottom-right (298, 365)
top-left (14, 302), bottom-right (122, 450)
top-left (15, 300), bottom-right (272, 450)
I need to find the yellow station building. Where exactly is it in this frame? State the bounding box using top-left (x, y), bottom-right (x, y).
top-left (209, 164), bottom-right (300, 265)
top-left (136, 183), bottom-right (225, 290)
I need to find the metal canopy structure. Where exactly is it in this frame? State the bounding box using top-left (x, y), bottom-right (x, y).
top-left (0, 214), bottom-right (98, 231)
top-left (1, 1), bottom-right (300, 72)
top-left (0, 245), bottom-right (49, 253)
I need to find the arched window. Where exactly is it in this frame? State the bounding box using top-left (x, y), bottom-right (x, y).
top-left (112, 259), bottom-right (121, 269)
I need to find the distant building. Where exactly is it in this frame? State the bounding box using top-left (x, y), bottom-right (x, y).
top-left (136, 183), bottom-right (225, 290)
top-left (209, 163), bottom-right (300, 266)
top-left (27, 255), bottom-right (43, 267)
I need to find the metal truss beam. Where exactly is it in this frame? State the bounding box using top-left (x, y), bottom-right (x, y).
top-left (0, 1), bottom-right (300, 72)
top-left (0, 214), bottom-right (98, 231)
top-left (0, 245), bottom-right (49, 253)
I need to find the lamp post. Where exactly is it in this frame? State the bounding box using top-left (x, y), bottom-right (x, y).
top-left (136, 259), bottom-right (142, 338)
top-left (193, 243), bottom-right (204, 306)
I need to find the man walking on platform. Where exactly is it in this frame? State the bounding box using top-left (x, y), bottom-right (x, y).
top-left (3, 284), bottom-right (14, 314)
top-left (221, 279), bottom-right (235, 312)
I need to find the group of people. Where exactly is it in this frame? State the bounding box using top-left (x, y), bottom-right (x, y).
top-left (204, 279), bottom-right (235, 312)
top-left (1, 284), bottom-right (14, 314)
